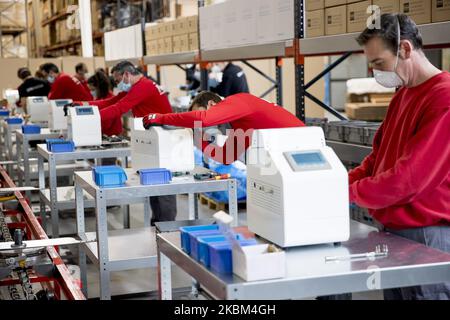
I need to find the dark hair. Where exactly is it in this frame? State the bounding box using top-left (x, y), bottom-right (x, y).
top-left (17, 67), bottom-right (31, 80)
top-left (87, 70), bottom-right (111, 99)
top-left (356, 13), bottom-right (423, 54)
top-left (75, 62), bottom-right (88, 73)
top-left (113, 61), bottom-right (142, 76)
top-left (40, 62), bottom-right (59, 74)
top-left (189, 91), bottom-right (222, 111)
top-left (35, 70), bottom-right (46, 80)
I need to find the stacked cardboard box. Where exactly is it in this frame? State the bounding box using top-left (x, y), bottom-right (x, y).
top-left (145, 15), bottom-right (198, 56)
top-left (305, 0), bottom-right (449, 38)
top-left (345, 92), bottom-right (393, 120)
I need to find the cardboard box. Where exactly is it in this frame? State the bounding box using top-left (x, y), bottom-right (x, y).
top-left (163, 36), bottom-right (173, 54)
top-left (173, 17), bottom-right (187, 36)
top-left (432, 0), bottom-right (450, 22)
top-left (347, 0), bottom-right (373, 33)
top-left (146, 40), bottom-right (159, 55)
top-left (157, 39), bottom-right (165, 55)
top-left (238, 0), bottom-right (258, 45)
top-left (345, 102), bottom-right (389, 121)
top-left (306, 9), bottom-right (325, 37)
top-left (179, 34), bottom-right (189, 52)
top-left (325, 0), bottom-right (346, 7)
top-left (274, 0), bottom-right (295, 41)
top-left (0, 58), bottom-right (28, 96)
top-left (145, 25), bottom-right (159, 40)
top-left (400, 0), bottom-right (432, 25)
top-left (186, 16), bottom-right (198, 33)
top-left (373, 0), bottom-right (401, 14)
top-left (325, 5), bottom-right (347, 35)
top-left (306, 0), bottom-right (325, 11)
top-left (28, 58), bottom-right (62, 75)
top-left (189, 33), bottom-right (199, 51)
top-left (172, 35), bottom-right (180, 53)
top-left (256, 0), bottom-right (275, 43)
top-left (94, 57), bottom-right (106, 71)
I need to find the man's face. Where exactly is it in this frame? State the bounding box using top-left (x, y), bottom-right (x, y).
top-left (113, 71), bottom-right (123, 85)
top-left (364, 37), bottom-right (397, 72)
top-left (78, 68), bottom-right (88, 78)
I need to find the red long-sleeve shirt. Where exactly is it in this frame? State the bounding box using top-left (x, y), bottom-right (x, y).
top-left (92, 77), bottom-right (172, 135)
top-left (48, 73), bottom-right (93, 101)
top-left (150, 93), bottom-right (305, 164)
top-left (349, 72), bottom-right (450, 230)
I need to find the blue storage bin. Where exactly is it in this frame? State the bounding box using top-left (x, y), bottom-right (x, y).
top-left (209, 239), bottom-right (258, 274)
top-left (0, 110), bottom-right (9, 116)
top-left (198, 234), bottom-right (244, 267)
top-left (189, 230), bottom-right (223, 260)
top-left (22, 124), bottom-right (41, 134)
top-left (139, 168), bottom-right (172, 185)
top-left (5, 117), bottom-right (22, 125)
top-left (179, 224), bottom-right (219, 254)
top-left (92, 166), bottom-right (127, 187)
top-left (46, 139), bottom-right (75, 153)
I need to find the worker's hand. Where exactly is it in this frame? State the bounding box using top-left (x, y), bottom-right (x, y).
top-left (143, 113), bottom-right (163, 129)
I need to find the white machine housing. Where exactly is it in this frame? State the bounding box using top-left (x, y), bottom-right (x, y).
top-left (49, 99), bottom-right (72, 130)
top-left (67, 105), bottom-right (102, 147)
top-left (26, 96), bottom-right (51, 126)
top-left (246, 127), bottom-right (349, 247)
top-left (131, 118), bottom-right (195, 172)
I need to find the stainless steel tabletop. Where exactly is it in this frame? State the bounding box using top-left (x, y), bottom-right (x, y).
top-left (157, 221), bottom-right (450, 299)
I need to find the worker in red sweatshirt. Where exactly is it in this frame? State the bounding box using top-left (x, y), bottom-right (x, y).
top-left (351, 14), bottom-right (450, 300)
top-left (143, 92), bottom-right (305, 165)
top-left (39, 63), bottom-right (93, 101)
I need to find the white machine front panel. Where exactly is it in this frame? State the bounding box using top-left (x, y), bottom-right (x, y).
top-left (27, 96), bottom-right (50, 124)
top-left (49, 99), bottom-right (72, 130)
top-left (68, 106), bottom-right (102, 147)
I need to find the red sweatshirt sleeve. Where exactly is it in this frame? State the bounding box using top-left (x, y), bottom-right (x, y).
top-left (350, 103), bottom-right (450, 209)
top-left (348, 123), bottom-right (383, 185)
top-left (154, 96), bottom-right (253, 128)
top-left (85, 91), bottom-right (127, 110)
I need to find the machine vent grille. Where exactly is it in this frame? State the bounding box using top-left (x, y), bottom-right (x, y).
top-left (248, 179), bottom-right (282, 215)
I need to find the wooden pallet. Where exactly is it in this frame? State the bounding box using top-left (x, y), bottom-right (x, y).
top-left (198, 193), bottom-right (246, 211)
top-left (198, 193), bottom-right (226, 211)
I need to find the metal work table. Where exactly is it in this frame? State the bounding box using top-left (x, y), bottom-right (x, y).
top-left (0, 121), bottom-right (22, 175)
top-left (157, 221), bottom-right (450, 300)
top-left (15, 128), bottom-right (61, 192)
top-left (74, 168), bottom-right (238, 300)
top-left (37, 143), bottom-right (131, 237)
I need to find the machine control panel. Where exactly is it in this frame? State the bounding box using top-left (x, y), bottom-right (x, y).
top-left (284, 150), bottom-right (331, 172)
top-left (55, 100), bottom-right (70, 107)
top-left (75, 107), bottom-right (94, 116)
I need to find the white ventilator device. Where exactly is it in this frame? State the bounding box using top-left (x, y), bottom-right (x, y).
top-left (131, 118), bottom-right (195, 172)
top-left (246, 127), bottom-right (350, 247)
top-left (49, 99), bottom-right (72, 130)
top-left (26, 96), bottom-right (51, 126)
top-left (67, 106), bottom-right (102, 147)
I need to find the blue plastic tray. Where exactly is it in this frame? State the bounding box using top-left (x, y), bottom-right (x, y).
top-left (0, 110), bottom-right (9, 116)
top-left (179, 224), bottom-right (219, 254)
top-left (22, 124), bottom-right (41, 134)
top-left (197, 234), bottom-right (244, 267)
top-left (139, 168), bottom-right (172, 185)
top-left (189, 230), bottom-right (223, 261)
top-left (209, 239), bottom-right (258, 274)
top-left (5, 117), bottom-right (22, 125)
top-left (46, 139), bottom-right (74, 153)
top-left (92, 166), bottom-right (127, 187)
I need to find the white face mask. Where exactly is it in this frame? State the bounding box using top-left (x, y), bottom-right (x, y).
top-left (372, 18), bottom-right (404, 88)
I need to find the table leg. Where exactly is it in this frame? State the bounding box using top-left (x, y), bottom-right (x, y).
top-left (96, 190), bottom-right (111, 300)
top-left (159, 252), bottom-right (172, 300)
top-left (38, 155), bottom-right (47, 232)
top-left (228, 179), bottom-right (238, 226)
top-left (188, 193), bottom-right (195, 220)
top-left (49, 155), bottom-right (59, 237)
top-left (143, 197), bottom-right (151, 228)
top-left (75, 184), bottom-right (88, 298)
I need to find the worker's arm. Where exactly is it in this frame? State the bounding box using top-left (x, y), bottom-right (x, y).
top-left (78, 91), bottom-right (126, 110)
top-left (99, 87), bottom-right (150, 124)
top-left (348, 123), bottom-right (383, 185)
top-left (350, 103), bottom-right (450, 209)
top-left (144, 95), bottom-right (253, 128)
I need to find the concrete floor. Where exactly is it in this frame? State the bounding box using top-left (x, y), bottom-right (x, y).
top-left (47, 195), bottom-right (382, 300)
